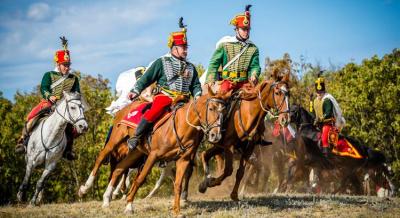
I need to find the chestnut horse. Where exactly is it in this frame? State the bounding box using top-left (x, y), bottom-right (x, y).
top-left (98, 88), bottom-right (231, 216)
top-left (199, 76), bottom-right (291, 201)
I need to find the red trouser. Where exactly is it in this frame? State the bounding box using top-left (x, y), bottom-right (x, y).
top-left (26, 100), bottom-right (52, 121)
top-left (321, 124), bottom-right (333, 148)
top-left (143, 94), bottom-right (172, 123)
top-left (219, 80), bottom-right (248, 93)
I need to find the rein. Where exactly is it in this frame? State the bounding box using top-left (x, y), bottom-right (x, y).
top-left (186, 97), bottom-right (226, 134)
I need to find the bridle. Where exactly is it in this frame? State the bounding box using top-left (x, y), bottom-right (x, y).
top-left (55, 95), bottom-right (86, 125)
top-left (186, 97), bottom-right (227, 135)
top-left (258, 81), bottom-right (290, 125)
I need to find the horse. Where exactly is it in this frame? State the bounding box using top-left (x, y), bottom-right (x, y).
top-left (96, 88), bottom-right (230, 216)
top-left (17, 91), bottom-right (88, 205)
top-left (198, 76), bottom-right (291, 201)
top-left (78, 99), bottom-right (144, 197)
top-left (287, 105), bottom-right (395, 195)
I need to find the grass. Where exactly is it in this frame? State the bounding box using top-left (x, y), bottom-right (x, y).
top-left (1, 193), bottom-right (399, 218)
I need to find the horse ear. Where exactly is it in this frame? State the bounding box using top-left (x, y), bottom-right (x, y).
top-left (223, 89), bottom-right (233, 100)
top-left (207, 84), bottom-right (215, 96)
top-left (282, 73), bottom-right (290, 83)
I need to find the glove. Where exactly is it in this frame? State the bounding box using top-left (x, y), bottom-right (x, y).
top-left (127, 92), bottom-right (139, 101)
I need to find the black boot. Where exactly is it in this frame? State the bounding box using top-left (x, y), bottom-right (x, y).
top-left (127, 118), bottom-right (152, 152)
top-left (63, 124), bottom-right (76, 161)
top-left (15, 124), bottom-right (29, 154)
top-left (322, 147), bottom-right (330, 158)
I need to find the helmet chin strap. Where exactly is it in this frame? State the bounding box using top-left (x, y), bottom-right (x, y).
top-left (235, 29), bottom-right (249, 42)
top-left (173, 46), bottom-right (186, 61)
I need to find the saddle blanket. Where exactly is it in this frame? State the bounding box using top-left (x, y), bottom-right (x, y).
top-left (332, 138), bottom-right (363, 159)
top-left (118, 102), bottom-right (171, 130)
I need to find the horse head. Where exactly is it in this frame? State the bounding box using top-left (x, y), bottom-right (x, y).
top-left (259, 74), bottom-right (290, 127)
top-left (195, 85), bottom-right (231, 143)
top-left (59, 91), bottom-right (89, 134)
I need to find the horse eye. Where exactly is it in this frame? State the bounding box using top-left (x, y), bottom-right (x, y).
top-left (71, 106), bottom-right (76, 110)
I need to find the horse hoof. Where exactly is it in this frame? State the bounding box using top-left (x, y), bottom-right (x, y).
top-left (124, 203), bottom-right (134, 214)
top-left (230, 193), bottom-right (239, 201)
top-left (102, 202), bottom-right (110, 208)
top-left (198, 181), bottom-right (208, 193)
top-left (17, 191), bottom-right (23, 202)
top-left (121, 194), bottom-right (127, 200)
top-left (78, 186), bottom-right (86, 197)
top-left (112, 194), bottom-right (117, 200)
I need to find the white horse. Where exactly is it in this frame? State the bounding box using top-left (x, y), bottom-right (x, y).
top-left (17, 91), bottom-right (88, 205)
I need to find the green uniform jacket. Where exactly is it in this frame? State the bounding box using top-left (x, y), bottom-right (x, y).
top-left (206, 38), bottom-right (261, 83)
top-left (132, 56), bottom-right (202, 98)
top-left (312, 97), bottom-right (334, 123)
top-left (40, 71), bottom-right (80, 100)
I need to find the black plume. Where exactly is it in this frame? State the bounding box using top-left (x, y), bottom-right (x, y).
top-left (60, 36), bottom-right (68, 49)
top-left (179, 17), bottom-right (186, 28)
top-left (317, 70), bottom-right (324, 78)
top-left (245, 5), bottom-right (252, 11)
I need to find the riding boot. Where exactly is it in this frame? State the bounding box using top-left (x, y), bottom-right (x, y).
top-left (322, 147), bottom-right (330, 158)
top-left (15, 124), bottom-right (29, 154)
top-left (63, 124), bottom-right (76, 161)
top-left (127, 118), bottom-right (152, 152)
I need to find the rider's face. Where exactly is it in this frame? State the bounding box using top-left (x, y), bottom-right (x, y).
top-left (172, 45), bottom-right (188, 60)
top-left (58, 62), bottom-right (71, 75)
top-left (236, 27), bottom-right (250, 40)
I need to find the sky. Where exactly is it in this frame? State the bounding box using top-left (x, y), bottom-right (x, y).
top-left (0, 0), bottom-right (399, 100)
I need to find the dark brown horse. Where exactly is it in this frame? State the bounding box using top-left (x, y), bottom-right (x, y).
top-left (286, 105), bottom-right (395, 195)
top-left (97, 88), bottom-right (231, 216)
top-left (199, 76), bottom-right (291, 201)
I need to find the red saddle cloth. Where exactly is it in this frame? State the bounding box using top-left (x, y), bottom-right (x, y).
top-left (118, 102), bottom-right (171, 130)
top-left (332, 138), bottom-right (363, 159)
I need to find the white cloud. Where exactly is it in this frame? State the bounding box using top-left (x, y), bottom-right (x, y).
top-left (27, 2), bottom-right (51, 21)
top-left (0, 0), bottom-right (177, 99)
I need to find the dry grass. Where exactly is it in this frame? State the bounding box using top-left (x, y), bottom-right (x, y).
top-left (1, 193), bottom-right (399, 218)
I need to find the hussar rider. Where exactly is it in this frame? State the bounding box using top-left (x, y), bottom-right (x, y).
top-left (15, 37), bottom-right (82, 160)
top-left (205, 5), bottom-right (261, 92)
top-left (126, 18), bottom-right (202, 151)
top-left (310, 72), bottom-right (346, 157)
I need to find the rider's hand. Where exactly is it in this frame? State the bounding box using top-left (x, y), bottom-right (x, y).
top-left (250, 75), bottom-right (258, 86)
top-left (49, 96), bottom-right (57, 103)
top-left (127, 92), bottom-right (139, 101)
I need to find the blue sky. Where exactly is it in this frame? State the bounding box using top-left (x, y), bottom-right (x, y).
top-left (1, 0), bottom-right (399, 100)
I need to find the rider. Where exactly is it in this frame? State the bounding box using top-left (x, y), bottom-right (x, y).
top-left (126, 17), bottom-right (202, 151)
top-left (15, 36), bottom-right (81, 160)
top-left (205, 5), bottom-right (261, 93)
top-left (310, 73), bottom-right (346, 157)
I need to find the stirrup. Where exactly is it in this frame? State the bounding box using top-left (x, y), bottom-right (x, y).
top-left (127, 137), bottom-right (140, 152)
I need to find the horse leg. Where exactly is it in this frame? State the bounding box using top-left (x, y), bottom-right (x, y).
top-left (231, 144), bottom-right (255, 201)
top-left (145, 163), bottom-right (171, 199)
top-left (112, 172), bottom-right (126, 200)
top-left (102, 151), bottom-right (143, 208)
top-left (198, 146), bottom-right (224, 193)
top-left (79, 127), bottom-right (127, 197)
top-left (172, 158), bottom-right (190, 216)
top-left (205, 147), bottom-right (234, 189)
top-left (30, 162), bottom-right (57, 206)
top-left (124, 152), bottom-right (158, 214)
top-left (122, 168), bottom-right (136, 200)
top-left (181, 160), bottom-right (194, 202)
top-left (17, 161), bottom-right (34, 202)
